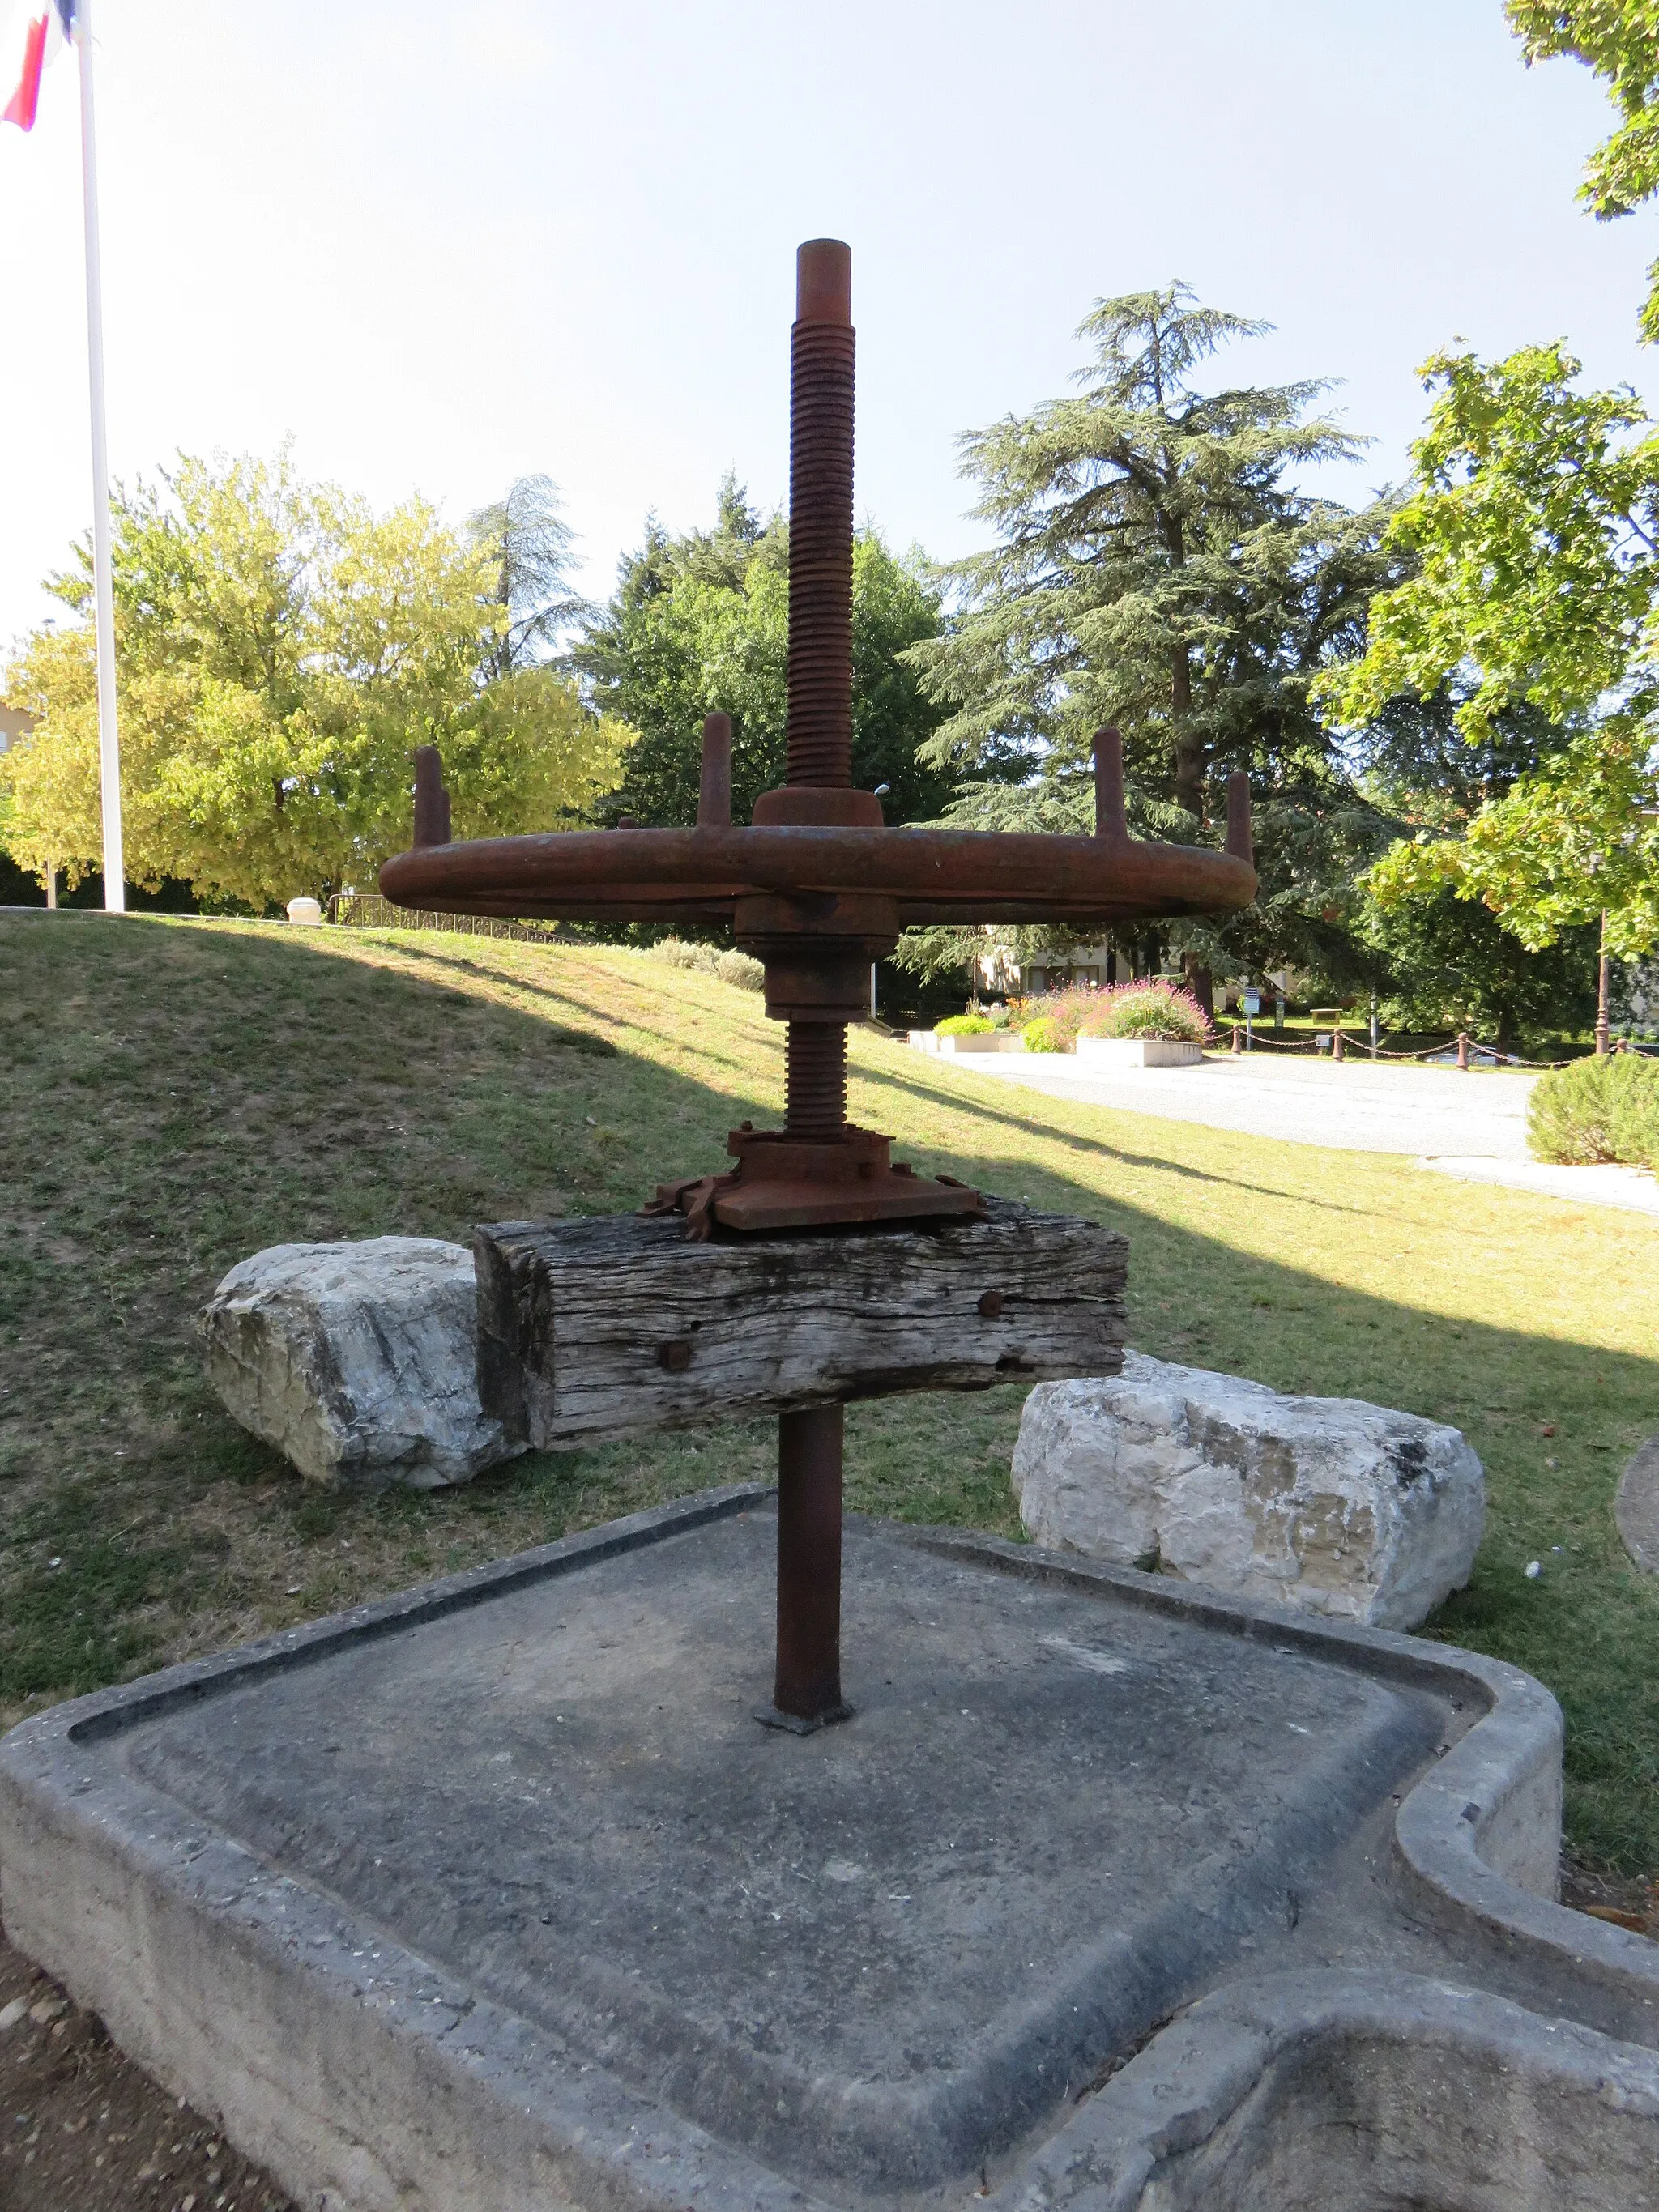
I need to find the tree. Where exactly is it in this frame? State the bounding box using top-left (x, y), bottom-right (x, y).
top-left (0, 626), bottom-right (104, 893)
top-left (574, 478), bottom-right (958, 829)
top-left (1318, 343), bottom-right (1659, 967)
top-left (1352, 690), bottom-right (1599, 1046)
top-left (907, 283), bottom-right (1403, 1008)
top-left (1506, 0), bottom-right (1659, 340)
top-left (0, 452), bottom-right (633, 908)
top-left (468, 474), bottom-right (589, 681)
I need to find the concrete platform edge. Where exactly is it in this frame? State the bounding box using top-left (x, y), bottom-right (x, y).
top-left (902, 1526), bottom-right (1659, 2045)
top-left (989, 1969), bottom-right (1659, 2210)
top-left (0, 1485), bottom-right (802, 2212)
top-left (5, 1492), bottom-right (1658, 2212)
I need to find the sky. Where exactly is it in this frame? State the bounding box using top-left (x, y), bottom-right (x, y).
top-left (2, 0), bottom-right (1657, 656)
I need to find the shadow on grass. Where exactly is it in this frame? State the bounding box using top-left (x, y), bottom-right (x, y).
top-left (2, 913), bottom-right (1657, 1869)
top-left (854, 1046), bottom-right (1391, 1218)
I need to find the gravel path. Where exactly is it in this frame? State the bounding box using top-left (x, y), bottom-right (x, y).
top-left (1419, 1155), bottom-right (1659, 1217)
top-left (931, 1049), bottom-right (1539, 1157)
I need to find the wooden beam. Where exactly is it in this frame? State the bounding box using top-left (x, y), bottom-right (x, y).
top-left (475, 1196), bottom-right (1126, 1450)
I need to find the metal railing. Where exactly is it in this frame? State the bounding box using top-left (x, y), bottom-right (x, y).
top-left (331, 892), bottom-right (572, 945)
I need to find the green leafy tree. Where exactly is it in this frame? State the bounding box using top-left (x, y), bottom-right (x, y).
top-left (1350, 690), bottom-right (1598, 1046)
top-left (907, 283), bottom-right (1403, 1005)
top-left (1318, 343), bottom-right (1659, 964)
top-left (575, 478), bottom-right (958, 829)
top-left (1362, 873), bottom-right (1598, 1049)
top-left (1507, 1), bottom-right (1659, 339)
top-left (0, 453), bottom-right (633, 908)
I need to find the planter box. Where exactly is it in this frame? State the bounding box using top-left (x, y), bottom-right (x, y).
top-left (1076, 1036), bottom-right (1204, 1067)
top-left (907, 1030), bottom-right (1026, 1054)
top-left (940, 1032), bottom-right (1026, 1054)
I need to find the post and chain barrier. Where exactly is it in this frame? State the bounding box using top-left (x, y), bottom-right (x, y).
top-left (1218, 1022), bottom-right (1580, 1070)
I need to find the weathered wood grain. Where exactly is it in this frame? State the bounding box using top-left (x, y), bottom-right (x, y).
top-left (475, 1196), bottom-right (1127, 1448)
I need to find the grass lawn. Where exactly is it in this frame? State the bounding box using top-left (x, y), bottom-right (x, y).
top-left (3, 910), bottom-right (1657, 1882)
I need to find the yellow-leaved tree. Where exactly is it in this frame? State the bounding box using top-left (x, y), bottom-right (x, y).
top-left (0, 451), bottom-right (632, 907)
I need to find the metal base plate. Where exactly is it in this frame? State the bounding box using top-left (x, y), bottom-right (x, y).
top-left (752, 1700), bottom-right (856, 1735)
top-left (714, 1174), bottom-right (982, 1233)
top-left (646, 1122), bottom-right (987, 1238)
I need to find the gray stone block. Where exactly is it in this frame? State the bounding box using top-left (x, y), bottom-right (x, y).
top-left (199, 1235), bottom-right (521, 1490)
top-left (1013, 1352), bottom-right (1485, 1628)
top-left (1617, 1434), bottom-right (1659, 1575)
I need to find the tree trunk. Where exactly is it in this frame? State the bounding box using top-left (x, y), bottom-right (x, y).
top-left (1169, 646), bottom-right (1205, 825)
top-left (1182, 953), bottom-right (1214, 1021)
top-left (1159, 509), bottom-right (1205, 826)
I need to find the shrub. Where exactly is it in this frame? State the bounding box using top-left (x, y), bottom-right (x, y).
top-left (715, 948), bottom-right (764, 991)
top-left (655, 937), bottom-right (719, 975)
top-left (1009, 988), bottom-right (1095, 1048)
top-left (1529, 1051), bottom-right (1659, 1167)
top-left (936, 1012), bottom-right (994, 1036)
top-left (1081, 982), bottom-right (1211, 1045)
top-left (1022, 1016), bottom-right (1063, 1053)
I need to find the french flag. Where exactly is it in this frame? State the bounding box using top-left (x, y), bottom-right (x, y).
top-left (3, 0), bottom-right (76, 133)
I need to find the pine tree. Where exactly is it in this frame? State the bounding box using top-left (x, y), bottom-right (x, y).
top-left (910, 285), bottom-right (1402, 1007)
top-left (468, 474), bottom-right (589, 682)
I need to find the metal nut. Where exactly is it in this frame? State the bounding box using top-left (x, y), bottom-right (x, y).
top-left (656, 1339), bottom-right (694, 1373)
top-left (978, 1290), bottom-right (1004, 1319)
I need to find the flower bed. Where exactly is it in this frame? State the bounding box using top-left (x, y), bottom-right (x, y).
top-left (1009, 982), bottom-right (1213, 1054)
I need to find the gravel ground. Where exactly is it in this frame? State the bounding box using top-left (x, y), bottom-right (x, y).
top-left (0, 1933), bottom-right (296, 2212)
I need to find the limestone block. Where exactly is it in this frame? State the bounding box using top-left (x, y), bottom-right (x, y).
top-left (1012, 1351), bottom-right (1483, 1629)
top-left (200, 1238), bottom-right (521, 1490)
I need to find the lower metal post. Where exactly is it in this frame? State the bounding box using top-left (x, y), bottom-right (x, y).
top-left (762, 1404), bottom-right (851, 1729)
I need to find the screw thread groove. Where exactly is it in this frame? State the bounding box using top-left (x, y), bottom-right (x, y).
top-left (784, 1022), bottom-right (847, 1139)
top-left (786, 321), bottom-right (855, 788)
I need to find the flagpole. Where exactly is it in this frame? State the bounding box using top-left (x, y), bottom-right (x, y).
top-left (75, 0), bottom-right (123, 913)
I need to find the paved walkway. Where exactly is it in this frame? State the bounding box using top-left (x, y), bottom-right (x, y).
top-left (936, 1048), bottom-right (1538, 1157)
top-left (919, 1047), bottom-right (1659, 1219)
top-left (1418, 1155), bottom-right (1659, 1217)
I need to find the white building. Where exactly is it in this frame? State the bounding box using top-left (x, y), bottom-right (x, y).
top-left (975, 939), bottom-right (1129, 997)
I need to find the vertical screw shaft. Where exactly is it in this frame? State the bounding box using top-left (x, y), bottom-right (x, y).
top-left (783, 240), bottom-right (855, 1145)
top-left (784, 1024), bottom-right (847, 1139)
top-left (786, 241), bottom-right (855, 792)
top-left (771, 244), bottom-right (857, 1728)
